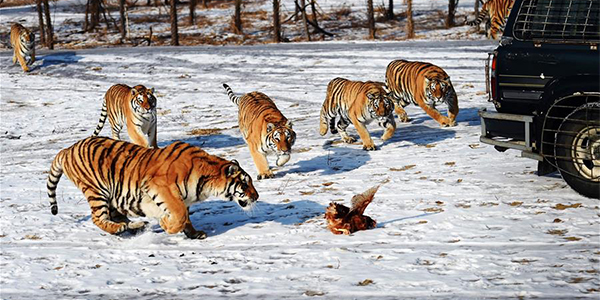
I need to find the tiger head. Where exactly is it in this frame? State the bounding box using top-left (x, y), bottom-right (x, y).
top-left (130, 85), bottom-right (157, 113)
top-left (20, 28), bottom-right (34, 51)
top-left (424, 74), bottom-right (453, 107)
top-left (365, 83), bottom-right (394, 119)
top-left (220, 160), bottom-right (259, 210)
top-left (266, 120), bottom-right (296, 167)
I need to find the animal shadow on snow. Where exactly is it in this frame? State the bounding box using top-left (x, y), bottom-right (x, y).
top-left (403, 107), bottom-right (481, 127)
top-left (186, 199), bottom-right (325, 236)
top-left (32, 52), bottom-right (82, 72)
top-left (281, 142), bottom-right (371, 176)
top-left (158, 134), bottom-right (245, 149)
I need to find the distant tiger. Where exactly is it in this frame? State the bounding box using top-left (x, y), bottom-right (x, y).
top-left (467, 0), bottom-right (515, 39)
top-left (10, 23), bottom-right (35, 72)
top-left (47, 137), bottom-right (258, 239)
top-left (385, 59), bottom-right (458, 127)
top-left (223, 84), bottom-right (296, 180)
top-left (319, 78), bottom-right (395, 151)
top-left (93, 84), bottom-right (158, 148)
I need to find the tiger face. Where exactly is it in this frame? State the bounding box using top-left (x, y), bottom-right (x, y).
top-left (366, 87), bottom-right (394, 120)
top-left (130, 86), bottom-right (156, 113)
top-left (424, 77), bottom-right (452, 107)
top-left (20, 30), bottom-right (34, 52)
top-left (266, 120), bottom-right (296, 166)
top-left (221, 160), bottom-right (259, 210)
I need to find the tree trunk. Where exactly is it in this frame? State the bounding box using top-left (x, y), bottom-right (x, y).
top-left (119, 0), bottom-right (126, 39)
top-left (36, 0), bottom-right (46, 47)
top-left (170, 0), bottom-right (179, 45)
top-left (310, 0), bottom-right (322, 39)
top-left (87, 0), bottom-right (101, 31)
top-left (446, 0), bottom-right (457, 28)
top-left (189, 0), bottom-right (196, 25)
top-left (299, 0), bottom-right (311, 41)
top-left (406, 0), bottom-right (414, 39)
top-left (386, 0), bottom-right (394, 21)
top-left (234, 0), bottom-right (242, 34)
top-left (42, 0), bottom-right (53, 49)
top-left (272, 0), bottom-right (281, 43)
top-left (367, 0), bottom-right (375, 39)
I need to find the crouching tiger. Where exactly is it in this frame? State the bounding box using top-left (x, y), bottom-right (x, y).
top-left (385, 59), bottom-right (459, 127)
top-left (10, 23), bottom-right (35, 73)
top-left (223, 84), bottom-right (296, 180)
top-left (47, 137), bottom-right (258, 239)
top-left (319, 78), bottom-right (395, 151)
top-left (93, 84), bottom-right (158, 148)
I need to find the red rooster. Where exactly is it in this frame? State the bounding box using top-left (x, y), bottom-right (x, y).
top-left (325, 185), bottom-right (379, 235)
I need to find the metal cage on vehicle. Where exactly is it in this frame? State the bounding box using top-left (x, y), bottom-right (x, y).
top-left (513, 0), bottom-right (600, 43)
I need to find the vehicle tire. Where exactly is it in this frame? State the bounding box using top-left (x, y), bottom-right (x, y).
top-left (554, 105), bottom-right (600, 199)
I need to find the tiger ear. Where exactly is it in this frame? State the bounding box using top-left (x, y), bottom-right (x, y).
top-left (131, 89), bottom-right (137, 96)
top-left (225, 163), bottom-right (240, 177)
top-left (149, 87), bottom-right (155, 94)
top-left (266, 123), bottom-right (275, 133)
top-left (285, 119), bottom-right (293, 129)
top-left (366, 93), bottom-right (376, 100)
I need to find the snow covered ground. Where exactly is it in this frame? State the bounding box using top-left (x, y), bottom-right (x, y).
top-left (1, 40), bottom-right (599, 299)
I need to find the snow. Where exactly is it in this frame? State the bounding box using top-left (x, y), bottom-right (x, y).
top-left (1, 40), bottom-right (599, 299)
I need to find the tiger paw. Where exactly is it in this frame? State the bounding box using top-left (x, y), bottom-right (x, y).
top-left (184, 227), bottom-right (207, 239)
top-left (440, 119), bottom-right (457, 127)
top-left (257, 171), bottom-right (274, 180)
top-left (342, 136), bottom-right (356, 144)
top-left (397, 113), bottom-right (410, 123)
top-left (127, 221), bottom-right (147, 231)
top-left (362, 144), bottom-right (377, 151)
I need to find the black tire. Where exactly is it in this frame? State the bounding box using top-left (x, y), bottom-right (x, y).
top-left (554, 105), bottom-right (600, 199)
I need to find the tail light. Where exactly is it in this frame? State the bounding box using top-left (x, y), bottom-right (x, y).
top-left (485, 52), bottom-right (499, 107)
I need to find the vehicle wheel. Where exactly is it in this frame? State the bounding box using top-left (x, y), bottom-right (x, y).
top-left (555, 106), bottom-right (600, 199)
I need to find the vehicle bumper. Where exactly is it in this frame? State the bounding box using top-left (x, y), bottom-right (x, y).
top-left (478, 109), bottom-right (543, 161)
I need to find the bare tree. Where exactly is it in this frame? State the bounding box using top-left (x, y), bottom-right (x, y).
top-left (234, 0), bottom-right (242, 34)
top-left (189, 0), bottom-right (196, 25)
top-left (406, 0), bottom-right (414, 38)
top-left (35, 0), bottom-right (46, 47)
top-left (386, 0), bottom-right (394, 20)
top-left (367, 0), bottom-right (375, 39)
top-left (42, 0), bottom-right (53, 49)
top-left (119, 0), bottom-right (126, 39)
top-left (446, 0), bottom-right (458, 28)
top-left (170, 0), bottom-right (179, 45)
top-left (300, 0), bottom-right (311, 41)
top-left (273, 0), bottom-right (282, 42)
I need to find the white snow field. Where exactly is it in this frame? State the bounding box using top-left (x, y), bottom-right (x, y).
top-left (1, 41), bottom-right (599, 299)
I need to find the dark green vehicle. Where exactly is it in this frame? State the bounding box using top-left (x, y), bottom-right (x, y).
top-left (479, 0), bottom-right (599, 198)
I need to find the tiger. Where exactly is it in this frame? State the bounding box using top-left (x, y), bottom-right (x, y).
top-left (93, 84), bottom-right (158, 148)
top-left (10, 23), bottom-right (35, 73)
top-left (223, 84), bottom-right (296, 180)
top-left (47, 136), bottom-right (258, 239)
top-left (385, 59), bottom-right (459, 127)
top-left (466, 0), bottom-right (515, 39)
top-left (319, 78), bottom-right (395, 151)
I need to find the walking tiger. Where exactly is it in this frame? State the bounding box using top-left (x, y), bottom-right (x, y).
top-left (385, 59), bottom-right (459, 127)
top-left (223, 84), bottom-right (296, 180)
top-left (319, 78), bottom-right (395, 150)
top-left (93, 84), bottom-right (158, 148)
top-left (10, 23), bottom-right (35, 72)
top-left (47, 137), bottom-right (258, 239)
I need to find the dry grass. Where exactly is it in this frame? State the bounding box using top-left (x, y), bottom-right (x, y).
top-left (0, 0), bottom-right (35, 8)
top-left (188, 128), bottom-right (222, 136)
